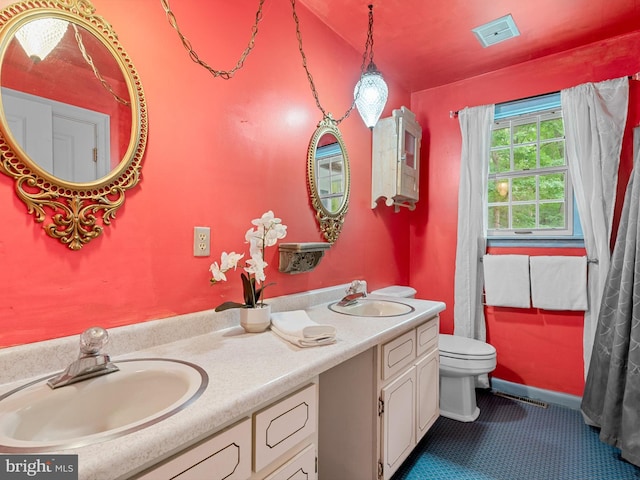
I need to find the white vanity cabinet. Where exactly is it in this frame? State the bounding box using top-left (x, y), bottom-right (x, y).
top-left (136, 382), bottom-right (318, 480)
top-left (372, 106), bottom-right (422, 212)
top-left (318, 315), bottom-right (439, 480)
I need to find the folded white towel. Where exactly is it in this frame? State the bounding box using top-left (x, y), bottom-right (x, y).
top-left (529, 256), bottom-right (588, 310)
top-left (482, 254), bottom-right (531, 308)
top-left (270, 310), bottom-right (336, 347)
top-left (271, 325), bottom-right (337, 348)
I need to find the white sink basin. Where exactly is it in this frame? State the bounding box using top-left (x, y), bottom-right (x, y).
top-left (329, 299), bottom-right (415, 317)
top-left (0, 358), bottom-right (208, 452)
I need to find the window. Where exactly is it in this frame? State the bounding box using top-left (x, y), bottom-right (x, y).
top-left (487, 93), bottom-right (579, 239)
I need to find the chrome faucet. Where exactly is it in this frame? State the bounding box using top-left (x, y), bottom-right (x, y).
top-left (47, 326), bottom-right (119, 389)
top-left (337, 280), bottom-right (368, 306)
top-left (337, 291), bottom-right (367, 307)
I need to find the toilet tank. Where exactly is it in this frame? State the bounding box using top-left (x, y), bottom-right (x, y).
top-left (370, 285), bottom-right (416, 298)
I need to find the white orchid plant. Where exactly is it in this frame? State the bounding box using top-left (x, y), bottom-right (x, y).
top-left (210, 211), bottom-right (287, 311)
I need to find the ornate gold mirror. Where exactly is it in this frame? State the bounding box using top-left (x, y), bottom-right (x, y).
top-left (307, 116), bottom-right (350, 243)
top-left (0, 0), bottom-right (147, 250)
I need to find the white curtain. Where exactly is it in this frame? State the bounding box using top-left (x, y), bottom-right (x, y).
top-left (454, 105), bottom-right (494, 388)
top-left (561, 77), bottom-right (628, 377)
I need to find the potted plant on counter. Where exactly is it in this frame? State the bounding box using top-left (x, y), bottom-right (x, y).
top-left (210, 210), bottom-right (287, 332)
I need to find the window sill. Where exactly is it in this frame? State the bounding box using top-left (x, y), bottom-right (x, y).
top-left (487, 237), bottom-right (585, 248)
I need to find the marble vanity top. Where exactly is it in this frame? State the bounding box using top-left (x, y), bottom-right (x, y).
top-left (0, 284), bottom-right (445, 480)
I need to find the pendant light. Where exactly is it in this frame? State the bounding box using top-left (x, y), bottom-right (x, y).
top-left (354, 5), bottom-right (388, 129)
top-left (15, 18), bottom-right (68, 63)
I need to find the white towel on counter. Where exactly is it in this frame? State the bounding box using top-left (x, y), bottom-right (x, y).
top-left (482, 254), bottom-right (531, 308)
top-left (529, 256), bottom-right (588, 310)
top-left (270, 310), bottom-right (337, 347)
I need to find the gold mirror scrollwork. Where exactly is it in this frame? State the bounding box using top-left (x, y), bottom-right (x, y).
top-left (307, 115), bottom-right (350, 244)
top-left (0, 0), bottom-right (147, 250)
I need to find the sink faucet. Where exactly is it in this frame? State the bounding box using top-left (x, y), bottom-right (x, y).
top-left (338, 281), bottom-right (368, 307)
top-left (337, 291), bottom-right (367, 307)
top-left (48, 326), bottom-right (119, 389)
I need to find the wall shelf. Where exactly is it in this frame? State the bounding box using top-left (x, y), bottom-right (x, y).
top-left (279, 242), bottom-right (331, 274)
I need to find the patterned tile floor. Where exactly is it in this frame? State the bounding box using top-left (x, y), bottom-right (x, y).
top-left (392, 390), bottom-right (640, 480)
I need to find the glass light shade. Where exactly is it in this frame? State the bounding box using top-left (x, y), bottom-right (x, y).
top-left (354, 68), bottom-right (389, 128)
top-left (16, 18), bottom-right (68, 62)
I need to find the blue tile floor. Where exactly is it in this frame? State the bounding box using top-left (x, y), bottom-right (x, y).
top-left (392, 390), bottom-right (640, 480)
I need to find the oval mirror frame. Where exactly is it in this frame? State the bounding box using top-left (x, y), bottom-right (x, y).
top-left (0, 0), bottom-right (147, 250)
top-left (307, 116), bottom-right (350, 244)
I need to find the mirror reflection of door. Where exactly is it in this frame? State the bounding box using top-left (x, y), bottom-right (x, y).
top-left (315, 137), bottom-right (344, 213)
top-left (2, 87), bottom-right (110, 183)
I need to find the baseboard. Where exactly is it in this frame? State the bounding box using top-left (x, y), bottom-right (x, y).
top-left (491, 378), bottom-right (582, 410)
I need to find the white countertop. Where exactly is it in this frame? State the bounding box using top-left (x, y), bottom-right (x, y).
top-left (0, 286), bottom-right (445, 480)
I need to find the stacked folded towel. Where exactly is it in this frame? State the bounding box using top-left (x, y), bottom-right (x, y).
top-left (271, 310), bottom-right (337, 347)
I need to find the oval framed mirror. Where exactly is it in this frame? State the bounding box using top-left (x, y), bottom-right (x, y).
top-left (0, 0), bottom-right (147, 250)
top-left (307, 116), bottom-right (350, 243)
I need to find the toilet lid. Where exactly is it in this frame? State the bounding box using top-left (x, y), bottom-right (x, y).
top-left (439, 334), bottom-right (496, 360)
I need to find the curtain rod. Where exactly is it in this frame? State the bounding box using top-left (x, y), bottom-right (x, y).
top-left (479, 257), bottom-right (598, 264)
top-left (449, 74), bottom-right (640, 119)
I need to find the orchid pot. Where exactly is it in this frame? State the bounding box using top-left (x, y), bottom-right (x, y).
top-left (239, 303), bottom-right (271, 333)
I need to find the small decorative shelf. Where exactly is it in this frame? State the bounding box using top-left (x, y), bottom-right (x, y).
top-left (279, 242), bottom-right (331, 274)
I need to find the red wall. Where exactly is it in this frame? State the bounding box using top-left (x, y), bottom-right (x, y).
top-left (410, 31), bottom-right (640, 396)
top-left (0, 0), bottom-right (412, 347)
top-left (4, 0), bottom-right (639, 399)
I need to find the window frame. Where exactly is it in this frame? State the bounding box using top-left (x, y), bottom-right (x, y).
top-left (487, 94), bottom-right (578, 239)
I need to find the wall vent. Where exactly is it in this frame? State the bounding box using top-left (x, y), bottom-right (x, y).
top-left (472, 14), bottom-right (520, 48)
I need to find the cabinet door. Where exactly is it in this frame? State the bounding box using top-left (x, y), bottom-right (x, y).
top-left (396, 115), bottom-right (421, 201)
top-left (416, 349), bottom-right (439, 442)
top-left (380, 368), bottom-right (416, 480)
top-left (263, 444), bottom-right (316, 480)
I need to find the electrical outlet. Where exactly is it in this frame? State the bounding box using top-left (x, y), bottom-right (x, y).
top-left (193, 227), bottom-right (210, 257)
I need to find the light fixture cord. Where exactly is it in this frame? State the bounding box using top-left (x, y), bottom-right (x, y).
top-left (291, 0), bottom-right (375, 124)
top-left (161, 0), bottom-right (265, 80)
top-left (72, 24), bottom-right (130, 106)
top-left (364, 5), bottom-right (376, 69)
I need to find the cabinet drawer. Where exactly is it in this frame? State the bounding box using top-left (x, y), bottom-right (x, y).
top-left (263, 443), bottom-right (317, 480)
top-left (382, 329), bottom-right (416, 380)
top-left (254, 383), bottom-right (318, 472)
top-left (138, 418), bottom-right (251, 480)
top-left (416, 316), bottom-right (439, 357)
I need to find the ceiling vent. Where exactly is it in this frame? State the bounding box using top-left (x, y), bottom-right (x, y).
top-left (472, 14), bottom-right (520, 48)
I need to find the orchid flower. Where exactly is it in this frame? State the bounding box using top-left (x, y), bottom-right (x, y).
top-left (251, 210), bottom-right (281, 228)
top-left (245, 254), bottom-right (267, 284)
top-left (211, 211), bottom-right (287, 311)
top-left (209, 262), bottom-right (226, 282)
top-left (221, 251), bottom-right (244, 271)
top-left (210, 251), bottom-right (244, 284)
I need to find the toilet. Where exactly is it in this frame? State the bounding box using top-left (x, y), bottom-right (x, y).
top-left (370, 285), bottom-right (497, 422)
